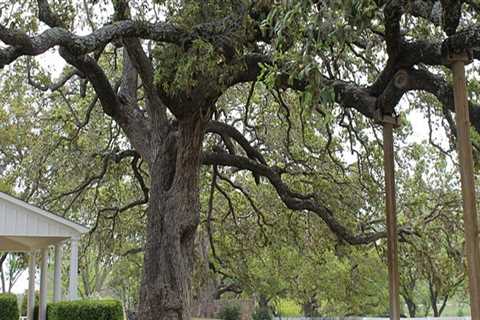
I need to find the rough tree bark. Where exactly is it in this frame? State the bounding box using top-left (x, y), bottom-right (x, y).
top-left (139, 113), bottom-right (209, 320)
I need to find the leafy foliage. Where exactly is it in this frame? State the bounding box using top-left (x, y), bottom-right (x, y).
top-left (252, 307), bottom-right (272, 320)
top-left (0, 293), bottom-right (19, 320)
top-left (47, 300), bottom-right (123, 320)
top-left (217, 304), bottom-right (241, 320)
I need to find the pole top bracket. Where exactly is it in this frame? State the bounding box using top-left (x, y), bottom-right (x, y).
top-left (447, 49), bottom-right (473, 65)
top-left (373, 109), bottom-right (400, 128)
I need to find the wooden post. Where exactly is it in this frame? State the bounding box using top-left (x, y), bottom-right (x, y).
top-left (450, 52), bottom-right (480, 320)
top-left (383, 119), bottom-right (401, 320)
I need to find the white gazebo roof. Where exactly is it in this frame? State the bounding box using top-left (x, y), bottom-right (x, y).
top-left (0, 191), bottom-right (89, 251)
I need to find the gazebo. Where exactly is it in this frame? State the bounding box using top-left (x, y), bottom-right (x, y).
top-left (0, 191), bottom-right (89, 320)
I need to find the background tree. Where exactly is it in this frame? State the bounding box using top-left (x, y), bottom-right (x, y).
top-left (396, 143), bottom-right (465, 317)
top-left (0, 253), bottom-right (27, 293)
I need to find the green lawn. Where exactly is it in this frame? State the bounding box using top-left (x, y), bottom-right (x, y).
top-left (274, 298), bottom-right (472, 317)
top-left (440, 303), bottom-right (470, 317)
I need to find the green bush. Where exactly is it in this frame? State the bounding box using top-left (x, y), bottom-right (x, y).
top-left (0, 293), bottom-right (19, 320)
top-left (47, 300), bottom-right (123, 320)
top-left (217, 304), bottom-right (241, 320)
top-left (252, 307), bottom-right (272, 320)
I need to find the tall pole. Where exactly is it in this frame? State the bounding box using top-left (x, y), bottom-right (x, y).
top-left (53, 243), bottom-right (63, 302)
top-left (69, 237), bottom-right (79, 300)
top-left (27, 251), bottom-right (36, 320)
top-left (450, 52), bottom-right (480, 320)
top-left (39, 248), bottom-right (49, 320)
top-left (383, 118), bottom-right (401, 320)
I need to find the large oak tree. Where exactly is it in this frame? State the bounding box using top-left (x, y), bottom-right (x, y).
top-left (0, 1), bottom-right (480, 320)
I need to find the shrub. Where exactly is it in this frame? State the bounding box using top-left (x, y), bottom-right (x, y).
top-left (276, 299), bottom-right (301, 317)
top-left (0, 293), bottom-right (19, 320)
top-left (217, 304), bottom-right (241, 320)
top-left (47, 300), bottom-right (123, 320)
top-left (252, 307), bottom-right (272, 320)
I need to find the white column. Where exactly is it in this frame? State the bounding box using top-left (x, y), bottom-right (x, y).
top-left (27, 251), bottom-right (36, 320)
top-left (39, 248), bottom-right (49, 320)
top-left (68, 237), bottom-right (79, 300)
top-left (53, 243), bottom-right (63, 302)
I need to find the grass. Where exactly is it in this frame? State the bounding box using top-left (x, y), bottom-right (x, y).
top-left (440, 303), bottom-right (470, 317)
top-left (191, 297), bottom-right (471, 318)
top-left (273, 298), bottom-right (472, 318)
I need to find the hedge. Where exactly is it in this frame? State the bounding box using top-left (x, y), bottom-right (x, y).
top-left (0, 293), bottom-right (19, 320)
top-left (47, 300), bottom-right (123, 320)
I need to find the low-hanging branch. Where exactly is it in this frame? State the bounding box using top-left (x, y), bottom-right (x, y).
top-left (202, 151), bottom-right (413, 245)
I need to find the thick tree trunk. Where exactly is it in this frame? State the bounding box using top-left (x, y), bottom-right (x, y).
top-left (138, 114), bottom-right (207, 320)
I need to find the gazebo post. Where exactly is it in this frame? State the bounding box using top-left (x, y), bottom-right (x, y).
top-left (382, 115), bottom-right (401, 320)
top-left (53, 243), bottom-right (63, 302)
top-left (449, 51), bottom-right (480, 319)
top-left (39, 248), bottom-right (49, 320)
top-left (69, 237), bottom-right (79, 300)
top-left (27, 250), bottom-right (36, 320)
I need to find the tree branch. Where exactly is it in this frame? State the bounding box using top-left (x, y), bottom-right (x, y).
top-left (202, 151), bottom-right (402, 245)
top-left (0, 6), bottom-right (246, 68)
